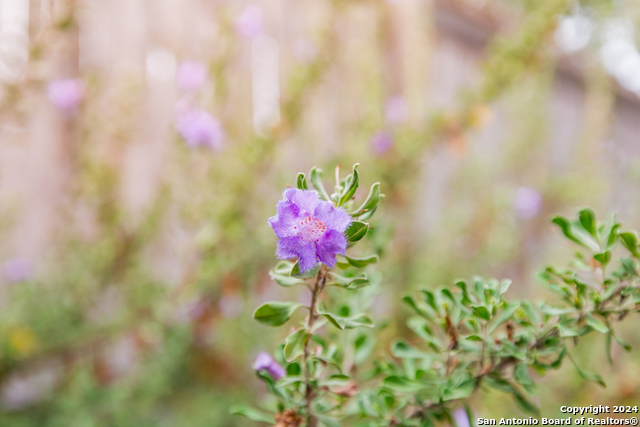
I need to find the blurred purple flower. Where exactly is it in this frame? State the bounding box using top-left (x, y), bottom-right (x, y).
top-left (47, 78), bottom-right (84, 112)
top-left (176, 108), bottom-right (225, 150)
top-left (268, 189), bottom-right (352, 272)
top-left (253, 351), bottom-right (285, 380)
top-left (452, 408), bottom-right (470, 427)
top-left (385, 94), bottom-right (408, 124)
top-left (3, 258), bottom-right (32, 282)
top-left (513, 187), bottom-right (542, 220)
top-left (176, 61), bottom-right (208, 92)
top-left (370, 130), bottom-right (394, 155)
top-left (235, 5), bottom-right (265, 40)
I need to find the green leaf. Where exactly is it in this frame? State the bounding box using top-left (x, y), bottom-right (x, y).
top-left (605, 220), bottom-right (620, 250)
top-left (442, 378), bottom-right (476, 401)
top-left (472, 305), bottom-right (491, 321)
top-left (402, 296), bottom-right (433, 319)
top-left (286, 363), bottom-right (302, 376)
top-left (593, 251), bottom-right (611, 266)
top-left (269, 262), bottom-right (306, 287)
top-left (540, 303), bottom-right (575, 316)
top-left (309, 167), bottom-right (331, 201)
top-left (317, 415), bottom-right (341, 427)
top-left (354, 332), bottom-right (376, 365)
top-left (513, 392), bottom-right (540, 416)
top-left (255, 371), bottom-right (288, 401)
top-left (551, 347), bottom-right (566, 369)
top-left (319, 374), bottom-right (350, 387)
top-left (605, 331), bottom-right (613, 365)
top-left (621, 258), bottom-right (638, 276)
top-left (229, 405), bottom-right (274, 423)
top-left (253, 302), bottom-right (303, 327)
top-left (555, 323), bottom-right (578, 337)
top-left (317, 304), bottom-right (374, 330)
top-left (486, 376), bottom-right (538, 414)
top-left (552, 216), bottom-right (599, 251)
top-left (602, 283), bottom-right (618, 300)
top-left (421, 289), bottom-right (439, 312)
top-left (407, 317), bottom-right (443, 349)
top-left (329, 272), bottom-right (369, 289)
top-left (464, 404), bottom-right (477, 427)
top-left (350, 182), bottom-right (381, 221)
top-left (484, 376), bottom-right (514, 394)
top-left (489, 301), bottom-right (520, 333)
top-left (515, 363), bottom-right (539, 396)
top-left (422, 415), bottom-right (435, 427)
top-left (567, 351), bottom-right (606, 388)
top-left (269, 273), bottom-right (304, 287)
top-left (284, 329), bottom-right (309, 362)
top-left (455, 280), bottom-right (472, 304)
top-left (620, 231), bottom-right (640, 257)
top-left (579, 208), bottom-right (598, 238)
top-left (552, 216), bottom-right (579, 243)
top-left (335, 258), bottom-right (350, 269)
top-left (338, 163), bottom-right (359, 207)
top-left (474, 279), bottom-right (486, 305)
top-left (342, 254), bottom-right (379, 268)
top-left (346, 221), bottom-right (369, 244)
top-left (296, 172), bottom-right (309, 190)
top-left (291, 260), bottom-right (320, 278)
top-left (391, 340), bottom-right (433, 359)
top-left (383, 375), bottom-right (429, 392)
top-left (614, 333), bottom-right (632, 351)
top-left (500, 280), bottom-right (513, 296)
top-left (586, 314), bottom-right (608, 334)
top-left (519, 301), bottom-right (541, 324)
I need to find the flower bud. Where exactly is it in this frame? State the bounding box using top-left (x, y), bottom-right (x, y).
top-left (235, 5), bottom-right (265, 40)
top-left (253, 351), bottom-right (285, 380)
top-left (176, 61), bottom-right (207, 92)
top-left (175, 108), bottom-right (225, 150)
top-left (47, 78), bottom-right (84, 112)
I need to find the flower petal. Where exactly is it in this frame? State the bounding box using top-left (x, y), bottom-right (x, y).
top-left (269, 200), bottom-right (301, 238)
top-left (275, 236), bottom-right (317, 272)
top-left (253, 351), bottom-right (285, 380)
top-left (316, 229), bottom-right (347, 268)
top-left (297, 241), bottom-right (318, 273)
top-left (284, 188), bottom-right (320, 216)
top-left (314, 201), bottom-right (352, 233)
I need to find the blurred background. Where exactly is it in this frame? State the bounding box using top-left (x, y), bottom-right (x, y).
top-left (0, 0), bottom-right (639, 425)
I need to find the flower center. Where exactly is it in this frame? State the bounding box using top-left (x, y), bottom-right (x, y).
top-left (295, 216), bottom-right (327, 242)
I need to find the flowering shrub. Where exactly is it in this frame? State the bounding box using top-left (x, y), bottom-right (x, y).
top-left (233, 165), bottom-right (640, 427)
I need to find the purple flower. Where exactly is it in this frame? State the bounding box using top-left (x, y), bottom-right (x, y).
top-left (176, 108), bottom-right (225, 150)
top-left (47, 78), bottom-right (84, 112)
top-left (3, 258), bottom-right (32, 282)
top-left (452, 408), bottom-right (470, 427)
top-left (268, 189), bottom-right (352, 272)
top-left (253, 351), bottom-right (285, 380)
top-left (370, 130), bottom-right (394, 154)
top-left (235, 5), bottom-right (265, 40)
top-left (513, 187), bottom-right (542, 220)
top-left (176, 61), bottom-right (208, 92)
top-left (385, 94), bottom-right (408, 124)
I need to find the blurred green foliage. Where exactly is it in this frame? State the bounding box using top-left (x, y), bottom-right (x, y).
top-left (0, 0), bottom-right (639, 426)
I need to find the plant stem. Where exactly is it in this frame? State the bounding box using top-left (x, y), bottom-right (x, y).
top-left (303, 266), bottom-right (328, 427)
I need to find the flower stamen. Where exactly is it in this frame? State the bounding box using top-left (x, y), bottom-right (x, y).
top-left (297, 216), bottom-right (327, 242)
